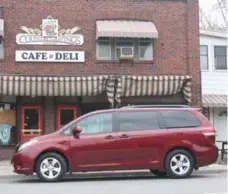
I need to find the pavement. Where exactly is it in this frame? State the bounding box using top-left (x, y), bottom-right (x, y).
top-left (0, 160), bottom-right (227, 194)
top-left (0, 159), bottom-right (227, 176)
top-left (0, 165), bottom-right (227, 194)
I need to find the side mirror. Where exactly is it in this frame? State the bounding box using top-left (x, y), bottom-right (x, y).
top-left (72, 126), bottom-right (82, 137)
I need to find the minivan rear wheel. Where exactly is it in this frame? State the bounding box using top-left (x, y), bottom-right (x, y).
top-left (36, 152), bottom-right (67, 182)
top-left (165, 149), bottom-right (194, 178)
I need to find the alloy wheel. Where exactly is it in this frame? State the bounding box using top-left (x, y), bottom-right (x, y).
top-left (170, 154), bottom-right (190, 175)
top-left (40, 157), bottom-right (62, 179)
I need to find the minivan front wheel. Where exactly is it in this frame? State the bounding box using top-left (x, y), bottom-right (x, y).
top-left (36, 152), bottom-right (67, 182)
top-left (165, 149), bottom-right (194, 178)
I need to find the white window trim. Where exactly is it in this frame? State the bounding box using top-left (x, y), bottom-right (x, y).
top-left (96, 38), bottom-right (112, 60)
top-left (213, 45), bottom-right (227, 71)
top-left (138, 39), bottom-right (153, 61)
top-left (200, 45), bottom-right (209, 71)
top-left (0, 39), bottom-right (4, 60)
top-left (96, 38), bottom-right (154, 61)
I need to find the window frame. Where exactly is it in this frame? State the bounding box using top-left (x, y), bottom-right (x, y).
top-left (96, 37), bottom-right (112, 60)
top-left (96, 37), bottom-right (154, 62)
top-left (214, 45), bottom-right (227, 70)
top-left (158, 110), bottom-right (202, 129)
top-left (200, 45), bottom-right (208, 70)
top-left (138, 39), bottom-right (153, 61)
top-left (0, 38), bottom-right (4, 60)
top-left (115, 110), bottom-right (164, 132)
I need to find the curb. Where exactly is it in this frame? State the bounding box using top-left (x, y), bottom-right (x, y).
top-left (0, 167), bottom-right (227, 177)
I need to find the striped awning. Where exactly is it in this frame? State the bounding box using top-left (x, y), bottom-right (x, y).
top-left (96, 20), bottom-right (158, 39)
top-left (0, 75), bottom-right (193, 106)
top-left (202, 94), bottom-right (227, 107)
top-left (0, 19), bottom-right (3, 38)
top-left (115, 75), bottom-right (192, 104)
top-left (0, 75), bottom-right (115, 104)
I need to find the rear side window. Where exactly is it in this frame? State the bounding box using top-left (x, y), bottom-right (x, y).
top-left (117, 111), bottom-right (160, 132)
top-left (160, 110), bottom-right (201, 128)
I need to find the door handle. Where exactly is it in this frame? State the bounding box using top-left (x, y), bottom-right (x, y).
top-left (119, 134), bottom-right (129, 139)
top-left (104, 135), bottom-right (115, 140)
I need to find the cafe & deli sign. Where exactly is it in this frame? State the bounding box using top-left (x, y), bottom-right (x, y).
top-left (16, 16), bottom-right (84, 45)
top-left (15, 50), bottom-right (85, 63)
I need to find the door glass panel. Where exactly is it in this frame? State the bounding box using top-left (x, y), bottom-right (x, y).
top-left (60, 109), bottom-right (74, 127)
top-left (23, 109), bottom-right (40, 135)
top-left (117, 111), bottom-right (160, 132)
top-left (77, 113), bottom-right (113, 134)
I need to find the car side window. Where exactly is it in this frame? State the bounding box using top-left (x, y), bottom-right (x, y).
top-left (117, 111), bottom-right (160, 132)
top-left (160, 110), bottom-right (201, 128)
top-left (77, 113), bottom-right (113, 135)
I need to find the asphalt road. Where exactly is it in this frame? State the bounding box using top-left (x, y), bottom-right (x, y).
top-left (0, 171), bottom-right (227, 194)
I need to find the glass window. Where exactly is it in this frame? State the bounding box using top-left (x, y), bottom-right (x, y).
top-left (139, 39), bottom-right (153, 60)
top-left (96, 38), bottom-right (154, 61)
top-left (117, 111), bottom-right (160, 132)
top-left (77, 113), bottom-right (113, 134)
top-left (60, 109), bottom-right (75, 127)
top-left (214, 46), bottom-right (227, 70)
top-left (200, 45), bottom-right (208, 70)
top-left (96, 38), bottom-right (111, 60)
top-left (0, 103), bottom-right (17, 146)
top-left (0, 39), bottom-right (4, 59)
top-left (160, 110), bottom-right (201, 128)
top-left (24, 109), bottom-right (39, 133)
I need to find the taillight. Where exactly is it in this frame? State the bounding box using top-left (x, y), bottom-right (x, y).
top-left (202, 128), bottom-right (216, 144)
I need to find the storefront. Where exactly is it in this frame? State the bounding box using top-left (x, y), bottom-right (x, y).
top-left (0, 0), bottom-right (200, 160)
top-left (0, 74), bottom-right (192, 147)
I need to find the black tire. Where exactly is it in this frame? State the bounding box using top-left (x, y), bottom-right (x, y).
top-left (150, 170), bottom-right (167, 177)
top-left (35, 152), bottom-right (67, 182)
top-left (165, 149), bottom-right (194, 178)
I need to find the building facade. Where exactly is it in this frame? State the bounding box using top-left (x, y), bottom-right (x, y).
top-left (0, 0), bottom-right (200, 160)
top-left (200, 29), bottom-right (227, 149)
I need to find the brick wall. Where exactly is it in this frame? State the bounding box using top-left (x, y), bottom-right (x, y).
top-left (44, 97), bottom-right (55, 134)
top-left (0, 147), bottom-right (14, 160)
top-left (0, 0), bottom-right (200, 105)
top-left (0, 0), bottom-right (200, 160)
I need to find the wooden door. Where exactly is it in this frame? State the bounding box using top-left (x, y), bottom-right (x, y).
top-left (56, 105), bottom-right (79, 130)
top-left (20, 105), bottom-right (43, 142)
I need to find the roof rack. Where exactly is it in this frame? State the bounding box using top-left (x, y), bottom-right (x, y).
top-left (120, 104), bottom-right (191, 108)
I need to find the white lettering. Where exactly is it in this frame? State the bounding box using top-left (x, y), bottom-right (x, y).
top-left (15, 50), bottom-right (85, 63)
top-left (16, 34), bottom-right (84, 45)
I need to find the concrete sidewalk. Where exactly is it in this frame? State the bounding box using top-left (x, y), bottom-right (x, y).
top-left (0, 160), bottom-right (227, 177)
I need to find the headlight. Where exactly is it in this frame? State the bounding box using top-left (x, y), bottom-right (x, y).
top-left (18, 139), bottom-right (39, 152)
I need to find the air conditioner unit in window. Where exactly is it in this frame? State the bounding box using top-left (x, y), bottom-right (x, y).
top-left (119, 47), bottom-right (134, 60)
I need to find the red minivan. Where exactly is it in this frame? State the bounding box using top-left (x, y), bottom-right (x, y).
top-left (11, 106), bottom-right (218, 182)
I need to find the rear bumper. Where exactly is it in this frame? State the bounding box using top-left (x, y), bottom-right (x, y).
top-left (197, 145), bottom-right (219, 167)
top-left (11, 152), bottom-right (34, 175)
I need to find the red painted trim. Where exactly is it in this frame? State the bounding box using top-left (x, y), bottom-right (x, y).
top-left (56, 104), bottom-right (79, 130)
top-left (20, 105), bottom-right (43, 142)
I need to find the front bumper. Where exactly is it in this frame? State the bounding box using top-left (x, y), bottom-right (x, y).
top-left (11, 150), bottom-right (34, 175)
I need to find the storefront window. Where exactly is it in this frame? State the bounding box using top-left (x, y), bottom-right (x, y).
top-left (0, 103), bottom-right (17, 146)
top-left (24, 109), bottom-right (39, 134)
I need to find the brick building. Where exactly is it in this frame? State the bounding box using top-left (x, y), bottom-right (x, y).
top-left (0, 0), bottom-right (200, 160)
